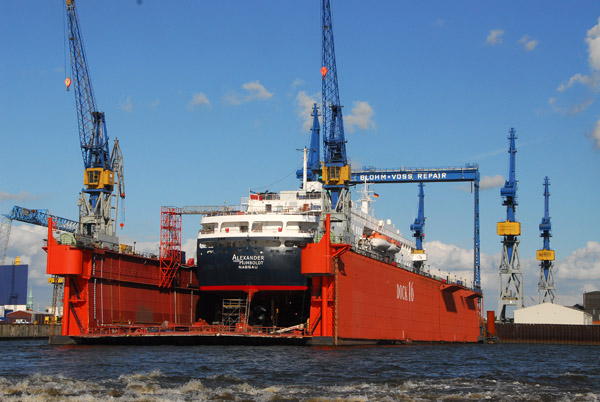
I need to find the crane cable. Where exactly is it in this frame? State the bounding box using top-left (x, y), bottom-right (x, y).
top-left (251, 163), bottom-right (303, 192)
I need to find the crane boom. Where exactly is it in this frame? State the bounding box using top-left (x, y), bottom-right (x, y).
top-left (321, 0), bottom-right (349, 208)
top-left (0, 206), bottom-right (78, 264)
top-left (497, 128), bottom-right (523, 321)
top-left (537, 176), bottom-right (556, 303)
top-left (64, 0), bottom-right (123, 245)
top-left (4, 206), bottom-right (78, 233)
top-left (66, 0), bottom-right (111, 176)
top-left (296, 103), bottom-right (322, 183)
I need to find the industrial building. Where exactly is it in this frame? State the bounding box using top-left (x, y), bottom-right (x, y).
top-left (584, 291), bottom-right (600, 323)
top-left (514, 303), bottom-right (592, 325)
top-left (0, 260), bottom-right (28, 306)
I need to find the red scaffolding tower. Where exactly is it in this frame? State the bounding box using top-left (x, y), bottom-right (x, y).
top-left (159, 206), bottom-right (182, 288)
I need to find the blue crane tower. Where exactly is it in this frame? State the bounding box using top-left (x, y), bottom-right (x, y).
top-left (410, 183), bottom-right (427, 273)
top-left (65, 0), bottom-right (125, 247)
top-left (537, 177), bottom-right (556, 303)
top-left (296, 103), bottom-right (322, 185)
top-left (497, 128), bottom-right (524, 322)
top-left (320, 0), bottom-right (352, 242)
top-left (321, 0), bottom-right (350, 209)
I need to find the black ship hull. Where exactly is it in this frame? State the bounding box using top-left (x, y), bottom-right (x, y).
top-left (196, 243), bottom-right (308, 288)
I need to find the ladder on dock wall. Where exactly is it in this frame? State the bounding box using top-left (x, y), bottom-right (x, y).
top-left (159, 206), bottom-right (182, 288)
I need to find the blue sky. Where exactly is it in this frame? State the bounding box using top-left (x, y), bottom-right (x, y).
top-left (1, 1), bottom-right (599, 313)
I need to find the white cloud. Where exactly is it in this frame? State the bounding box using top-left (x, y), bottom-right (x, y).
top-left (421, 239), bottom-right (600, 313)
top-left (132, 240), bottom-right (160, 257)
top-left (426, 241), bottom-right (474, 271)
top-left (224, 80), bottom-right (273, 105)
top-left (295, 90), bottom-right (320, 131)
top-left (433, 18), bottom-right (446, 28)
top-left (0, 191), bottom-right (41, 202)
top-left (480, 175), bottom-right (505, 190)
top-left (555, 19), bottom-right (600, 93)
top-left (568, 98), bottom-right (594, 115)
top-left (242, 81), bottom-right (273, 101)
top-left (557, 73), bottom-right (598, 92)
top-left (120, 95), bottom-right (133, 114)
top-left (555, 241), bottom-right (600, 280)
top-left (486, 29), bottom-right (504, 45)
top-left (550, 96), bottom-right (594, 116)
top-left (518, 35), bottom-right (538, 52)
top-left (586, 17), bottom-right (600, 70)
top-left (188, 92), bottom-right (211, 110)
top-left (421, 240), bottom-right (500, 293)
top-left (291, 78), bottom-right (304, 89)
top-left (588, 119), bottom-right (600, 149)
top-left (344, 100), bottom-right (375, 133)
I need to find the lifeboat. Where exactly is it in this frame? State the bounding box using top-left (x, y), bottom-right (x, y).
top-left (370, 232), bottom-right (401, 253)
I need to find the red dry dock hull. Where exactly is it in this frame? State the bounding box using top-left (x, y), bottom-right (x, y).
top-left (45, 224), bottom-right (199, 337)
top-left (302, 216), bottom-right (482, 344)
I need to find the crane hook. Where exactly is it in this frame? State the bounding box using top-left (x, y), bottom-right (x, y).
top-left (65, 77), bottom-right (72, 92)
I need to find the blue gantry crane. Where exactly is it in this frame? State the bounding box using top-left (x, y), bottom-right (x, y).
top-left (497, 128), bottom-right (524, 321)
top-left (65, 0), bottom-right (125, 246)
top-left (410, 183), bottom-right (427, 272)
top-left (537, 176), bottom-right (556, 303)
top-left (350, 166), bottom-right (481, 290)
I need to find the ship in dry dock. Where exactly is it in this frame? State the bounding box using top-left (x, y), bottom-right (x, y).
top-left (193, 178), bottom-right (482, 345)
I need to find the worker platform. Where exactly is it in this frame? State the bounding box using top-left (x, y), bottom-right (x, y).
top-left (49, 323), bottom-right (309, 346)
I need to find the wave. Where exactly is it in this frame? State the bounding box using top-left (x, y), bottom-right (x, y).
top-left (1, 372), bottom-right (599, 401)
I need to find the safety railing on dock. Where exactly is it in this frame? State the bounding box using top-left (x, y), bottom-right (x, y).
top-left (85, 323), bottom-right (307, 338)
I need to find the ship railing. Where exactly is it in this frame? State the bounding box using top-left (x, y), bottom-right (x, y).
top-left (185, 205), bottom-right (246, 217)
top-left (351, 246), bottom-right (477, 292)
top-left (351, 210), bottom-right (414, 247)
top-left (297, 192), bottom-right (321, 200)
top-left (201, 206), bottom-right (321, 217)
top-left (234, 208), bottom-right (321, 216)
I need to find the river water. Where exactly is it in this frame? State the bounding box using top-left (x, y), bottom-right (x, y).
top-left (0, 340), bottom-right (598, 401)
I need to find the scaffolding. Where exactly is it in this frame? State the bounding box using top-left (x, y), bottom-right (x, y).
top-left (221, 298), bottom-right (249, 327)
top-left (159, 206), bottom-right (182, 288)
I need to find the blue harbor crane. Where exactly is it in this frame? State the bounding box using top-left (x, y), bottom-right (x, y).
top-left (65, 0), bottom-right (124, 246)
top-left (321, 0), bottom-right (350, 211)
top-left (0, 206), bottom-right (78, 265)
top-left (296, 103), bottom-right (322, 184)
top-left (537, 177), bottom-right (556, 303)
top-left (497, 128), bottom-right (524, 322)
top-left (410, 183), bottom-right (427, 273)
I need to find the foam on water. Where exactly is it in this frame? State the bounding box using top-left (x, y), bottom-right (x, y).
top-left (2, 374), bottom-right (599, 401)
top-left (1, 341), bottom-right (600, 401)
